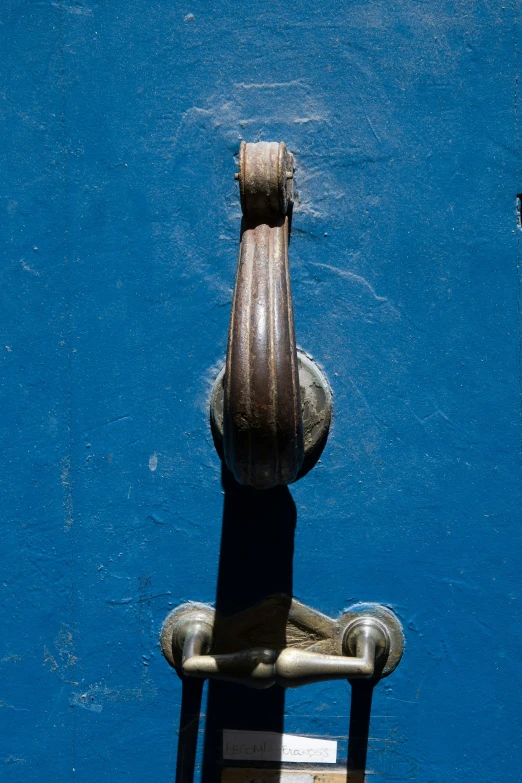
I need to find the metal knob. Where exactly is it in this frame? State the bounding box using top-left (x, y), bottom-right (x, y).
top-left (210, 141), bottom-right (332, 489)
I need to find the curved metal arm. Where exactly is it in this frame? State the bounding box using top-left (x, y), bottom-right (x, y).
top-left (183, 645), bottom-right (278, 690)
top-left (177, 615), bottom-right (389, 690)
top-left (274, 623), bottom-right (383, 688)
top-left (223, 141), bottom-right (304, 489)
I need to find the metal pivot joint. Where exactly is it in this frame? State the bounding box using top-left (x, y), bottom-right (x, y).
top-left (210, 141), bottom-right (332, 490)
top-left (161, 598), bottom-right (404, 690)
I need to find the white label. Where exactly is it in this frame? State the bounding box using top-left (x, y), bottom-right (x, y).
top-left (223, 730), bottom-right (337, 764)
top-left (278, 776), bottom-right (315, 783)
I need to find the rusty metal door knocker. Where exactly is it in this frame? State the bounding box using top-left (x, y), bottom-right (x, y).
top-left (210, 141), bottom-right (332, 489)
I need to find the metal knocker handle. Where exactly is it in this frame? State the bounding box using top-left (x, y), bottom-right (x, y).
top-left (211, 141), bottom-right (332, 489)
top-left (226, 141), bottom-right (302, 489)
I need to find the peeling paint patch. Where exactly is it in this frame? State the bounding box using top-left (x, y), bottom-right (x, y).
top-left (18, 258), bottom-right (40, 275)
top-left (0, 654), bottom-right (22, 664)
top-left (70, 682), bottom-right (158, 712)
top-left (2, 756), bottom-right (26, 765)
top-left (44, 626), bottom-right (77, 679)
top-left (60, 455), bottom-right (74, 527)
top-left (43, 646), bottom-right (59, 673)
top-left (50, 2), bottom-right (93, 16)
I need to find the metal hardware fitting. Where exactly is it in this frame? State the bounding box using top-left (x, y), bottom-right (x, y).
top-left (210, 141), bottom-right (332, 490)
top-left (161, 597), bottom-right (403, 689)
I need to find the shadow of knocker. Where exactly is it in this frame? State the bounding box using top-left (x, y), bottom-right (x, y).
top-left (173, 465), bottom-right (297, 783)
top-left (347, 681), bottom-right (375, 783)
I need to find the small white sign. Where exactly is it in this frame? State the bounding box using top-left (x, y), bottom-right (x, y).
top-left (223, 730), bottom-right (337, 764)
top-left (279, 776), bottom-right (314, 783)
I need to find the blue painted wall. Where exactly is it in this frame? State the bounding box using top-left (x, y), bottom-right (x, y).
top-left (1, 1), bottom-right (521, 780)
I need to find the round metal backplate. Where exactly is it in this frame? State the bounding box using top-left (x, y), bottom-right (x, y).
top-left (160, 602), bottom-right (215, 670)
top-left (338, 603), bottom-right (405, 678)
top-left (210, 349), bottom-right (332, 479)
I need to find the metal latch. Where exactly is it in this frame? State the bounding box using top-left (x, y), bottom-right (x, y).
top-left (161, 597), bottom-right (403, 689)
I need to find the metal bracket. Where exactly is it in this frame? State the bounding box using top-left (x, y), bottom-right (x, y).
top-left (161, 597), bottom-right (404, 689)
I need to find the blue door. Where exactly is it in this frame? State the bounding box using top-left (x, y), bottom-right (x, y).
top-left (2, 2), bottom-right (520, 781)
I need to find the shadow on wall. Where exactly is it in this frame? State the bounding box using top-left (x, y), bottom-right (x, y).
top-left (200, 465), bottom-right (296, 783)
top-left (174, 465), bottom-right (374, 783)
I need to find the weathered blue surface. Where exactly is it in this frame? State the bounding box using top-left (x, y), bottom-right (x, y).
top-left (1, 1), bottom-right (521, 781)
